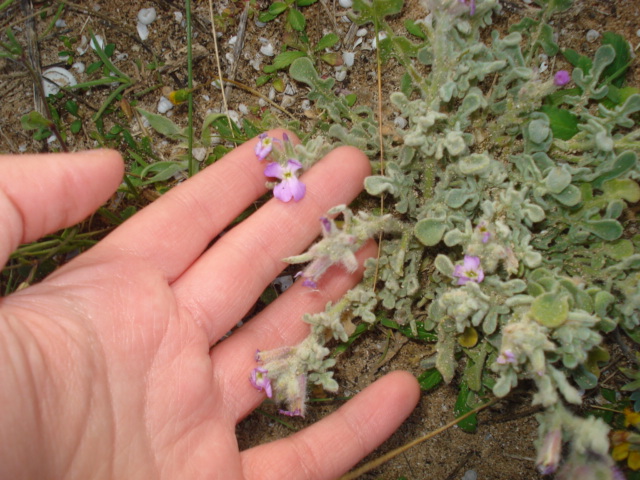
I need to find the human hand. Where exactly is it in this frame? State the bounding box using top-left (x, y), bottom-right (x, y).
top-left (0, 132), bottom-right (419, 480)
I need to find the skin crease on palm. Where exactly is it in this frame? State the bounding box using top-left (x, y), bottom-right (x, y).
top-left (0, 129), bottom-right (420, 480)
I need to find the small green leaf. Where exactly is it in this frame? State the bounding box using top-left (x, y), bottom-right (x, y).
top-left (268, 2), bottom-right (288, 14)
top-left (380, 318), bottom-right (437, 342)
top-left (264, 50), bottom-right (307, 73)
top-left (314, 33), bottom-right (339, 51)
top-left (404, 18), bottom-right (426, 40)
top-left (414, 218), bottom-right (446, 246)
top-left (601, 32), bottom-right (631, 87)
top-left (539, 105), bottom-right (578, 140)
top-left (584, 219), bottom-right (623, 241)
top-left (454, 382), bottom-right (477, 433)
top-left (135, 108), bottom-right (186, 141)
top-left (536, 23), bottom-right (558, 56)
top-left (345, 93), bottom-right (357, 106)
top-left (104, 43), bottom-right (116, 57)
top-left (70, 119), bottom-right (82, 134)
top-left (64, 100), bottom-right (79, 116)
top-left (296, 0), bottom-right (318, 6)
top-left (20, 111), bottom-right (53, 130)
top-left (255, 74), bottom-right (273, 87)
top-left (531, 292), bottom-right (569, 328)
top-left (602, 178), bottom-right (640, 203)
top-left (418, 369), bottom-right (443, 391)
top-left (287, 8), bottom-right (306, 31)
top-left (86, 60), bottom-right (103, 75)
top-left (258, 11), bottom-right (279, 22)
top-left (562, 48), bottom-right (592, 73)
top-left (350, 0), bottom-right (404, 26)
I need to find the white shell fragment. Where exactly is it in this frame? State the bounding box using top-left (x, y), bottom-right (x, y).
top-left (157, 96), bottom-right (174, 114)
top-left (338, 0), bottom-right (353, 7)
top-left (586, 29), bottom-right (600, 42)
top-left (260, 42), bottom-right (275, 56)
top-left (137, 22), bottom-right (149, 41)
top-left (90, 34), bottom-right (105, 51)
top-left (343, 51), bottom-right (355, 67)
top-left (138, 7), bottom-right (157, 25)
top-left (42, 67), bottom-right (77, 97)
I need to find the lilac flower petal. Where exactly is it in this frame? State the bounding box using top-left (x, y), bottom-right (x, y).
top-left (264, 161), bottom-right (283, 178)
top-left (554, 70), bottom-right (571, 86)
top-left (249, 367), bottom-right (273, 398)
top-left (302, 278), bottom-right (318, 289)
top-left (255, 133), bottom-right (274, 161)
top-left (286, 158), bottom-right (302, 171)
top-left (320, 217), bottom-right (332, 235)
top-left (462, 255), bottom-right (481, 270)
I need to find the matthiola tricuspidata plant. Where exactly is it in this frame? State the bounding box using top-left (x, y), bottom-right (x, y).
top-left (250, 0), bottom-right (639, 475)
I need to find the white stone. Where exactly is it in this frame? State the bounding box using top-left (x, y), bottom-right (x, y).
top-left (157, 96), bottom-right (173, 114)
top-left (356, 28), bottom-right (368, 37)
top-left (338, 0), bottom-right (353, 7)
top-left (138, 7), bottom-right (157, 25)
top-left (586, 29), bottom-right (600, 42)
top-left (72, 62), bottom-right (85, 73)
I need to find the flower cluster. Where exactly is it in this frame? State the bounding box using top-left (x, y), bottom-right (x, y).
top-left (249, 347), bottom-right (308, 417)
top-left (254, 133), bottom-right (306, 203)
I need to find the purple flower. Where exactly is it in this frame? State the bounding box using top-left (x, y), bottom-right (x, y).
top-left (476, 221), bottom-right (491, 243)
top-left (536, 429), bottom-right (562, 475)
top-left (453, 255), bottom-right (484, 285)
top-left (255, 133), bottom-right (274, 161)
top-left (554, 70), bottom-right (571, 87)
top-left (249, 367), bottom-right (273, 398)
top-left (264, 159), bottom-right (306, 202)
top-left (496, 349), bottom-right (516, 365)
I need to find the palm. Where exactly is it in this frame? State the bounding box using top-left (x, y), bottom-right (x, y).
top-left (0, 133), bottom-right (419, 480)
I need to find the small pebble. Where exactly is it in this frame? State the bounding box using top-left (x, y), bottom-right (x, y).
top-left (137, 22), bottom-right (149, 41)
top-left (138, 7), bottom-right (157, 25)
top-left (356, 28), bottom-right (368, 37)
top-left (157, 96), bottom-right (173, 114)
top-left (338, 0), bottom-right (353, 7)
top-left (461, 470), bottom-right (478, 480)
top-left (586, 29), bottom-right (600, 42)
top-left (394, 116), bottom-right (408, 129)
top-left (273, 275), bottom-right (294, 292)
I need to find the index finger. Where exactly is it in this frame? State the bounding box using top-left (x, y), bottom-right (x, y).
top-left (94, 130), bottom-right (293, 282)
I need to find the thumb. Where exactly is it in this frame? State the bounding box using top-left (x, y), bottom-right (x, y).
top-left (0, 149), bottom-right (124, 265)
